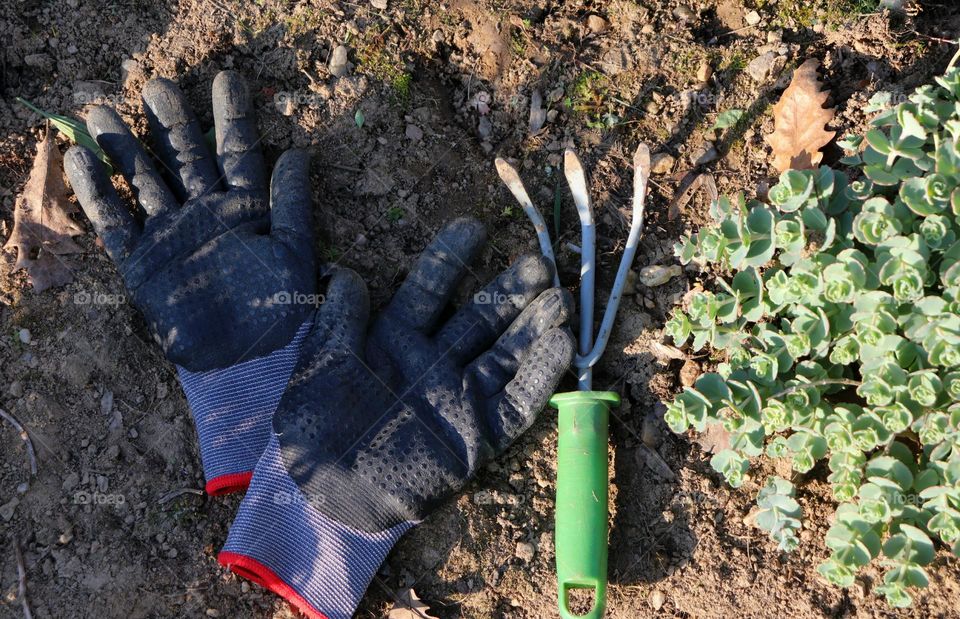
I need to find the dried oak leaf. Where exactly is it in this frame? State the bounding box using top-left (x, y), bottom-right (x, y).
top-left (3, 125), bottom-right (83, 292)
top-left (695, 422), bottom-right (730, 455)
top-left (387, 589), bottom-right (438, 619)
top-left (766, 58), bottom-right (836, 173)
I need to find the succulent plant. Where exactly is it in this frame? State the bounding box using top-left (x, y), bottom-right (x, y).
top-left (665, 67), bottom-right (960, 607)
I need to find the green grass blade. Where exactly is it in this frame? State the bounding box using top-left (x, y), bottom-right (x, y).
top-left (16, 97), bottom-right (113, 174)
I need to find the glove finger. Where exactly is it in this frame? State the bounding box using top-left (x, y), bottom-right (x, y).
top-left (86, 105), bottom-right (179, 218)
top-left (212, 70), bottom-right (267, 193)
top-left (383, 217), bottom-right (486, 333)
top-left (484, 326), bottom-right (575, 451)
top-left (467, 287), bottom-right (573, 398)
top-left (292, 266), bottom-right (369, 378)
top-left (142, 77), bottom-right (221, 200)
top-left (269, 149), bottom-right (314, 257)
top-left (435, 253), bottom-right (553, 366)
top-left (64, 145), bottom-right (140, 264)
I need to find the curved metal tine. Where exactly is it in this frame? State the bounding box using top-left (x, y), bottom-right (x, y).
top-left (563, 148), bottom-right (595, 390)
top-left (494, 158), bottom-right (560, 287)
top-left (579, 142), bottom-right (651, 370)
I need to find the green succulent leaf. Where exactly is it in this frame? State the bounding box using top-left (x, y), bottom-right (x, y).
top-left (664, 66), bottom-right (960, 608)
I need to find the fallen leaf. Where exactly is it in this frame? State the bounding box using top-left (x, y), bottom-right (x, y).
top-left (3, 124), bottom-right (83, 292)
top-left (388, 589), bottom-right (438, 619)
top-left (766, 59), bottom-right (836, 172)
top-left (649, 341), bottom-right (687, 362)
top-left (679, 359), bottom-right (701, 387)
top-left (695, 422), bottom-right (730, 454)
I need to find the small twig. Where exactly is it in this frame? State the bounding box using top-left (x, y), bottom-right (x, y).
top-left (770, 379), bottom-right (861, 400)
top-left (0, 409), bottom-right (38, 478)
top-left (158, 487), bottom-right (204, 506)
top-left (329, 163), bottom-right (363, 173)
top-left (14, 537), bottom-right (33, 619)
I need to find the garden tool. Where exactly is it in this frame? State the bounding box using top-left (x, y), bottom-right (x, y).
top-left (496, 143), bottom-right (650, 619)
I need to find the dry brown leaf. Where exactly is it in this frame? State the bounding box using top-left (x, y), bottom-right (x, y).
top-left (649, 341), bottom-right (687, 362)
top-left (695, 422), bottom-right (731, 455)
top-left (387, 589), bottom-right (438, 619)
top-left (3, 124), bottom-right (83, 292)
top-left (766, 59), bottom-right (836, 173)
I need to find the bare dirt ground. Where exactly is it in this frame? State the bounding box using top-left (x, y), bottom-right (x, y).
top-left (2, 0), bottom-right (960, 618)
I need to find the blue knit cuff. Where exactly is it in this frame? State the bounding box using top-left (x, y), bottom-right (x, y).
top-left (220, 434), bottom-right (414, 619)
top-left (177, 319), bottom-right (312, 494)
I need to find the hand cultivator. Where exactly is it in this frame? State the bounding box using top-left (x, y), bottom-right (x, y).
top-left (497, 144), bottom-right (651, 618)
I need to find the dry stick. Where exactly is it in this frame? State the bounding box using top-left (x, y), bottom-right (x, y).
top-left (0, 409), bottom-right (38, 477)
top-left (14, 537), bottom-right (33, 619)
top-left (158, 487), bottom-right (204, 506)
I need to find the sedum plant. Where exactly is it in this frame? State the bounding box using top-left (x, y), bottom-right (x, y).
top-left (665, 67), bottom-right (960, 607)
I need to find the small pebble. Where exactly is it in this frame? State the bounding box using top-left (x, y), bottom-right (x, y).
top-left (62, 472), bottom-right (80, 491)
top-left (328, 45), bottom-right (351, 77)
top-left (745, 10), bottom-right (762, 26)
top-left (586, 15), bottom-right (609, 33)
top-left (0, 497), bottom-right (19, 522)
top-left (18, 328), bottom-right (31, 344)
top-left (746, 51), bottom-right (784, 83)
top-left (690, 144), bottom-right (718, 166)
top-left (370, 0), bottom-right (387, 9)
top-left (673, 6), bottom-right (694, 21)
top-left (515, 541), bottom-right (536, 562)
top-left (477, 117), bottom-right (492, 139)
top-left (696, 61), bottom-right (712, 82)
top-left (9, 381), bottom-right (23, 397)
top-left (649, 589), bottom-right (666, 610)
top-left (639, 264), bottom-right (682, 287)
top-left (405, 124), bottom-right (423, 141)
top-left (650, 153), bottom-right (675, 175)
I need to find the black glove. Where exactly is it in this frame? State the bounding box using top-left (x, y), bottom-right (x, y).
top-left (64, 71), bottom-right (318, 494)
top-left (219, 217), bottom-right (575, 619)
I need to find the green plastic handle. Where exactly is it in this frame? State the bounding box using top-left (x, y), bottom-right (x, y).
top-left (550, 390), bottom-right (619, 619)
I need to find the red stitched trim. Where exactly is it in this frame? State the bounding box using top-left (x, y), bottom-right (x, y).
top-left (219, 551), bottom-right (329, 619)
top-left (205, 471), bottom-right (253, 496)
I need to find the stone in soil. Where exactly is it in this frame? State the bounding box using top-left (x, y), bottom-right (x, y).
top-left (329, 45), bottom-right (351, 77)
top-left (746, 51), bottom-right (785, 82)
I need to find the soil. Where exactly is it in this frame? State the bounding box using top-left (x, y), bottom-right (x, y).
top-left (1, 0), bottom-right (960, 618)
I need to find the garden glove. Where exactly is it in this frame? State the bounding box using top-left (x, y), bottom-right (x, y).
top-left (64, 71), bottom-right (317, 495)
top-left (218, 217), bottom-right (575, 619)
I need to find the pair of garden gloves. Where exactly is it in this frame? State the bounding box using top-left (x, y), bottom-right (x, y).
top-left (63, 71), bottom-right (574, 619)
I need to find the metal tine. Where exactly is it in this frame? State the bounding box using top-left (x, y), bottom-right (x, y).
top-left (579, 142), bottom-right (651, 371)
top-left (562, 149), bottom-right (596, 390)
top-left (494, 158), bottom-right (560, 287)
